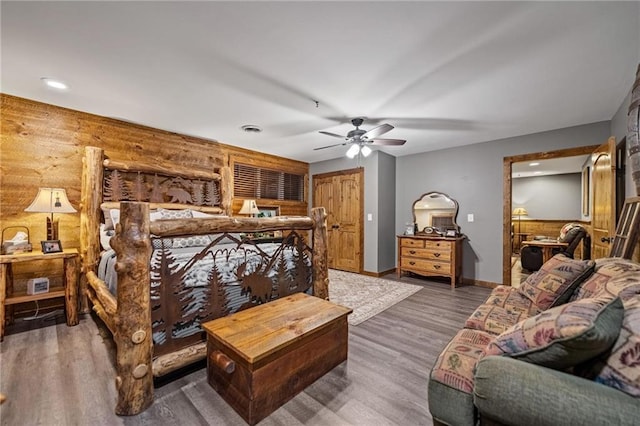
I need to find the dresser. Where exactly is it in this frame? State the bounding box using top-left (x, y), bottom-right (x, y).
top-left (397, 235), bottom-right (464, 288)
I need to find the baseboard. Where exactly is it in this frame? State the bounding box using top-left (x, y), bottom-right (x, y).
top-left (360, 268), bottom-right (501, 288)
top-left (361, 268), bottom-right (397, 278)
top-left (462, 278), bottom-right (500, 289)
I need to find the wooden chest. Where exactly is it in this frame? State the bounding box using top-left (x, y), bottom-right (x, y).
top-left (397, 235), bottom-right (464, 288)
top-left (202, 292), bottom-right (352, 425)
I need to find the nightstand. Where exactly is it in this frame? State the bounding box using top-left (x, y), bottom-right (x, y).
top-left (0, 248), bottom-right (79, 340)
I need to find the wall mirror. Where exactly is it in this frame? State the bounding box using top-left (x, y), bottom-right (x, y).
top-left (412, 192), bottom-right (460, 235)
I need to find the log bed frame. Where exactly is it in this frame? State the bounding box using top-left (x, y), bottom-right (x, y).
top-left (79, 147), bottom-right (329, 415)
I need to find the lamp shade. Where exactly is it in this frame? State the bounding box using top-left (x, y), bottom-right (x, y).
top-left (345, 144), bottom-right (360, 159)
top-left (25, 188), bottom-right (76, 213)
top-left (512, 207), bottom-right (528, 216)
top-left (239, 199), bottom-right (260, 215)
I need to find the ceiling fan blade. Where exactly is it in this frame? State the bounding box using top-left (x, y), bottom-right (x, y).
top-left (313, 142), bottom-right (348, 151)
top-left (369, 138), bottom-right (406, 146)
top-left (362, 123), bottom-right (394, 139)
top-left (319, 131), bottom-right (347, 139)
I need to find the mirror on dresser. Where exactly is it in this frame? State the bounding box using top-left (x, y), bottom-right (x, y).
top-left (412, 191), bottom-right (460, 236)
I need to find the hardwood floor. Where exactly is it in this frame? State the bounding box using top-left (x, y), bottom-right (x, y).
top-left (0, 275), bottom-right (491, 426)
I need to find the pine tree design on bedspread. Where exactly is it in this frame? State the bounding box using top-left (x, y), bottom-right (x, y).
top-left (149, 232), bottom-right (313, 356)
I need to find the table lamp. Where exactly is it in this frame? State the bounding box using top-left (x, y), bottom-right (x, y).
top-left (239, 199), bottom-right (260, 217)
top-left (25, 188), bottom-right (77, 241)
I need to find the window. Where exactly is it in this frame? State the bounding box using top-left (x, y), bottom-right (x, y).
top-left (234, 163), bottom-right (304, 201)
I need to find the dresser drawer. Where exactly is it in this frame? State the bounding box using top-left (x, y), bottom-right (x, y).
top-left (400, 238), bottom-right (425, 248)
top-left (424, 240), bottom-right (452, 250)
top-left (401, 247), bottom-right (451, 262)
top-left (401, 258), bottom-right (452, 275)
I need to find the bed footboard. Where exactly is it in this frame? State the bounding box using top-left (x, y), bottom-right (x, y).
top-left (109, 201), bottom-right (328, 415)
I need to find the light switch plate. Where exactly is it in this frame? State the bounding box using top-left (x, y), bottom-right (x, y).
top-left (467, 214), bottom-right (474, 222)
top-left (367, 213), bottom-right (373, 221)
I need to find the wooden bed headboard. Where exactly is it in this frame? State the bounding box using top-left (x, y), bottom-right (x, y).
top-left (79, 146), bottom-right (233, 311)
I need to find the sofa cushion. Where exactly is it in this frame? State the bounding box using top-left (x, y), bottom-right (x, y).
top-left (465, 286), bottom-right (541, 334)
top-left (571, 257), bottom-right (640, 301)
top-left (485, 293), bottom-right (623, 370)
top-left (518, 254), bottom-right (595, 310)
top-left (430, 328), bottom-right (494, 394)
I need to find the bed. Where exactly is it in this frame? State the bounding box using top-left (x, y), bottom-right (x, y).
top-left (79, 146), bottom-right (329, 415)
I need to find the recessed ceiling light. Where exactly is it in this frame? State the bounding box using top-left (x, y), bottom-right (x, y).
top-left (41, 77), bottom-right (68, 90)
top-left (241, 124), bottom-right (262, 133)
top-left (529, 162), bottom-right (540, 166)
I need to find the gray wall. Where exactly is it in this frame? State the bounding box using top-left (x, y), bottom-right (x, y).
top-left (376, 152), bottom-right (397, 272)
top-left (395, 121), bottom-right (611, 284)
top-left (512, 173), bottom-right (582, 220)
top-left (309, 151), bottom-right (396, 273)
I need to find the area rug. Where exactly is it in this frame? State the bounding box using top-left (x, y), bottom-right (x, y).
top-left (328, 269), bottom-right (422, 325)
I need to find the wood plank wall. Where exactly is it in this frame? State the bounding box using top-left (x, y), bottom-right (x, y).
top-left (0, 94), bottom-right (309, 304)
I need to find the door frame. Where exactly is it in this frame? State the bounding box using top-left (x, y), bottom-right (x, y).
top-left (312, 167), bottom-right (364, 273)
top-left (502, 145), bottom-right (599, 286)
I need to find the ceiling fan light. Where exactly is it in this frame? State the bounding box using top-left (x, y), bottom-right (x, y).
top-left (346, 144), bottom-right (360, 159)
top-left (360, 145), bottom-right (372, 157)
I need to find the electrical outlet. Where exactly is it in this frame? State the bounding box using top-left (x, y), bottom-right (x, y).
top-left (367, 213), bottom-right (373, 221)
top-left (467, 214), bottom-right (474, 222)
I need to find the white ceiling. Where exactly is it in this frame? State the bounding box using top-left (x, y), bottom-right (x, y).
top-left (512, 155), bottom-right (588, 178)
top-left (2, 1), bottom-right (639, 163)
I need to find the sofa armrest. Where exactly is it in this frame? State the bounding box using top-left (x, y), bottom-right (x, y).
top-left (474, 356), bottom-right (640, 426)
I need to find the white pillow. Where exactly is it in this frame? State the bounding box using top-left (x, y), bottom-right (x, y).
top-left (99, 224), bottom-right (115, 251)
top-left (109, 209), bottom-right (120, 228)
top-left (190, 209), bottom-right (227, 218)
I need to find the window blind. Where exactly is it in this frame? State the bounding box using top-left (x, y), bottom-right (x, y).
top-left (234, 163), bottom-right (304, 201)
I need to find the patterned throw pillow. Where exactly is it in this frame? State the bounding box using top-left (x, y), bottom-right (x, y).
top-left (581, 296), bottom-right (640, 398)
top-left (158, 208), bottom-right (194, 219)
top-left (518, 254), bottom-right (595, 310)
top-left (575, 273), bottom-right (640, 398)
top-left (465, 286), bottom-right (541, 334)
top-left (172, 235), bottom-right (212, 248)
top-left (485, 294), bottom-right (623, 370)
top-left (430, 328), bottom-right (494, 394)
top-left (571, 257), bottom-right (640, 301)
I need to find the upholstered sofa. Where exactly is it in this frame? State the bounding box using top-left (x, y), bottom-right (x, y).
top-left (428, 254), bottom-right (640, 425)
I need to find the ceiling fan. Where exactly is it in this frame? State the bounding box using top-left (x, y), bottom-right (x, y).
top-left (315, 117), bottom-right (406, 158)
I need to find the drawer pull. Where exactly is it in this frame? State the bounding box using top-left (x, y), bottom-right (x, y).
top-left (409, 261), bottom-right (416, 265)
top-left (409, 250), bottom-right (416, 254)
top-left (433, 264), bottom-right (441, 270)
top-left (433, 253), bottom-right (441, 258)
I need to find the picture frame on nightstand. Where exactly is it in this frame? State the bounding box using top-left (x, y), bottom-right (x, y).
top-left (41, 239), bottom-right (63, 253)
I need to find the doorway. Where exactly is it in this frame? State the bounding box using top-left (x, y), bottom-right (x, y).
top-left (312, 168), bottom-right (364, 273)
top-left (502, 145), bottom-right (599, 286)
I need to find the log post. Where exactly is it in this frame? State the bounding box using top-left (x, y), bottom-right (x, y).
top-left (111, 202), bottom-right (153, 415)
top-left (64, 255), bottom-right (79, 326)
top-left (220, 166), bottom-right (233, 216)
top-left (80, 146), bottom-right (104, 313)
top-left (311, 207), bottom-right (329, 300)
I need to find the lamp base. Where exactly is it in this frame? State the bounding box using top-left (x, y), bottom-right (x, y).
top-left (46, 217), bottom-right (59, 241)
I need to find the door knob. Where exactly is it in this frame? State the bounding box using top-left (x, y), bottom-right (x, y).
top-left (601, 237), bottom-right (613, 243)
